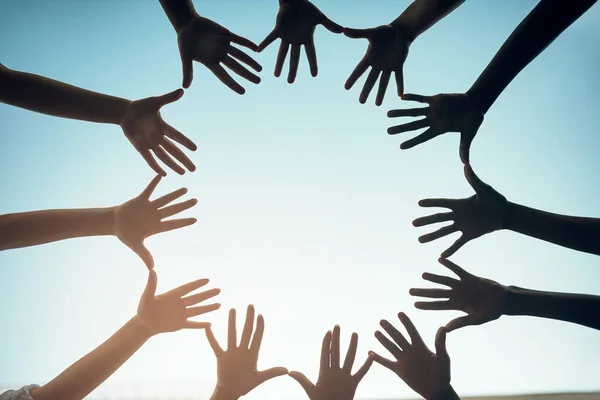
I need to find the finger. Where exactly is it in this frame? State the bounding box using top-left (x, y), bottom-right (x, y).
top-left (438, 258), bottom-right (469, 278)
top-left (412, 212), bottom-right (453, 227)
top-left (401, 93), bottom-right (430, 103)
top-left (342, 27), bottom-right (379, 39)
top-left (152, 187), bottom-right (188, 208)
top-left (209, 64), bottom-right (245, 95)
top-left (400, 127), bottom-right (438, 150)
top-left (409, 288), bottom-right (451, 299)
top-left (352, 355), bottom-right (373, 382)
top-left (258, 28), bottom-right (279, 52)
top-left (414, 300), bottom-right (453, 311)
top-left (140, 150), bottom-right (166, 177)
top-left (288, 371), bottom-right (315, 397)
top-left (156, 89), bottom-right (184, 107)
top-left (387, 107), bottom-right (428, 118)
top-left (319, 14), bottom-right (343, 34)
top-left (418, 224), bottom-right (458, 244)
top-left (228, 45), bottom-right (262, 72)
top-left (140, 175), bottom-right (162, 199)
top-left (464, 164), bottom-right (489, 194)
top-left (239, 304), bottom-right (255, 349)
top-left (185, 303), bottom-right (221, 317)
top-left (435, 327), bottom-right (449, 357)
top-left (359, 68), bottom-right (380, 104)
top-left (143, 269), bottom-right (157, 299)
top-left (160, 136), bottom-right (196, 172)
top-left (159, 198), bottom-right (198, 219)
top-left (168, 277), bottom-right (209, 298)
top-left (287, 44), bottom-right (301, 84)
top-left (182, 288), bottom-right (221, 307)
top-left (421, 272), bottom-right (459, 288)
top-left (152, 146), bottom-right (185, 175)
top-left (229, 32), bottom-right (259, 51)
top-left (250, 314), bottom-right (265, 354)
top-left (379, 319), bottom-right (409, 350)
top-left (387, 119), bottom-right (428, 135)
top-left (131, 242), bottom-right (155, 270)
top-left (395, 69), bottom-right (404, 96)
top-left (441, 235), bottom-right (470, 258)
top-left (331, 325), bottom-right (340, 369)
top-left (164, 125), bottom-right (197, 152)
top-left (369, 351), bottom-right (395, 370)
top-left (228, 308), bottom-right (237, 350)
top-left (274, 41), bottom-right (290, 78)
top-left (205, 327), bottom-right (223, 355)
top-left (374, 330), bottom-right (402, 359)
top-left (319, 330), bottom-right (332, 373)
top-left (397, 312), bottom-right (424, 346)
top-left (342, 332), bottom-right (358, 373)
top-left (418, 198), bottom-right (459, 209)
top-left (222, 56), bottom-right (261, 84)
top-left (184, 321), bottom-right (211, 329)
top-left (375, 70), bottom-right (391, 106)
top-left (256, 367), bottom-right (289, 386)
top-left (180, 53), bottom-right (194, 89)
top-left (445, 315), bottom-right (474, 332)
top-left (344, 57), bottom-right (369, 90)
top-left (304, 39), bottom-right (318, 77)
top-left (157, 218), bottom-right (197, 234)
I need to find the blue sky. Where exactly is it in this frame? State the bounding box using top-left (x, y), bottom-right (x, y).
top-left (1, 0), bottom-right (600, 399)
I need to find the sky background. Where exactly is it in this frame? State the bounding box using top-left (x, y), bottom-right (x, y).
top-left (1, 0), bottom-right (600, 399)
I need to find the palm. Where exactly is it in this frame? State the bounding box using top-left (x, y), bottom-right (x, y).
top-left (395, 351), bottom-right (448, 398)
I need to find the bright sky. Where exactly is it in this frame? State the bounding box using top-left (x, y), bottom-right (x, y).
top-left (1, 1), bottom-right (600, 399)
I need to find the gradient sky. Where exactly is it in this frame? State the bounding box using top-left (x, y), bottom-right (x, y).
top-left (1, 1), bottom-right (600, 399)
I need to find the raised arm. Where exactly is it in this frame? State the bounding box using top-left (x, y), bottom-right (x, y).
top-left (467, 0), bottom-right (597, 114)
top-left (158, 0), bottom-right (196, 32)
top-left (391, 0), bottom-right (467, 43)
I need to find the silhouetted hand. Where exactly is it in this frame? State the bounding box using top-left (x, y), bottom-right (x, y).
top-left (289, 325), bottom-right (373, 400)
top-left (388, 93), bottom-right (483, 163)
top-left (258, 0), bottom-right (343, 83)
top-left (206, 305), bottom-right (288, 398)
top-left (137, 270), bottom-right (220, 334)
top-left (410, 258), bottom-right (508, 332)
top-left (177, 15), bottom-right (261, 94)
top-left (371, 313), bottom-right (451, 400)
top-left (120, 89), bottom-right (196, 176)
top-left (114, 175), bottom-right (197, 269)
top-left (343, 25), bottom-right (411, 106)
top-left (413, 165), bottom-right (507, 258)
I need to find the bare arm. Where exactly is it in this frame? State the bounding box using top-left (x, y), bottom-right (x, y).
top-left (391, 0), bottom-right (467, 42)
top-left (467, 0), bottom-right (597, 114)
top-left (158, 0), bottom-right (197, 33)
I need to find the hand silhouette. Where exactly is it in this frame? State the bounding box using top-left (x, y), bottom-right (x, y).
top-left (177, 15), bottom-right (261, 94)
top-left (258, 0), bottom-right (343, 83)
top-left (288, 325), bottom-right (373, 400)
top-left (206, 306), bottom-right (288, 398)
top-left (388, 93), bottom-right (483, 163)
top-left (120, 89), bottom-right (196, 177)
top-left (114, 175), bottom-right (197, 269)
top-left (371, 313), bottom-right (451, 400)
top-left (137, 270), bottom-right (220, 334)
top-left (343, 25), bottom-right (411, 106)
top-left (410, 258), bottom-right (508, 332)
top-left (413, 165), bottom-right (507, 258)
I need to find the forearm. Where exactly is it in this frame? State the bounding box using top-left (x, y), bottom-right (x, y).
top-left (0, 208), bottom-right (116, 251)
top-left (30, 317), bottom-right (152, 400)
top-left (158, 0), bottom-right (197, 33)
top-left (391, 0), bottom-right (467, 43)
top-left (467, 0), bottom-right (597, 114)
top-left (504, 286), bottom-right (600, 330)
top-left (503, 202), bottom-right (600, 256)
top-left (430, 385), bottom-right (461, 400)
top-left (0, 65), bottom-right (130, 124)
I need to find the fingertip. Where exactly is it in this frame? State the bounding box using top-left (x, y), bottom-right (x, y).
top-left (408, 288), bottom-right (416, 295)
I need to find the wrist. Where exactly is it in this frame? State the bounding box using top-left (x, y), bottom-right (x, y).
top-left (129, 315), bottom-right (155, 340)
top-left (503, 285), bottom-right (524, 316)
top-left (210, 385), bottom-right (239, 400)
top-left (390, 20), bottom-right (416, 44)
top-left (501, 201), bottom-right (518, 230)
top-left (429, 384), bottom-right (460, 400)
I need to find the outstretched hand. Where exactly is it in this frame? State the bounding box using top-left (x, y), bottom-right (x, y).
top-left (258, 0), bottom-right (343, 83)
top-left (137, 270), bottom-right (220, 335)
top-left (120, 89), bottom-right (197, 176)
top-left (343, 25), bottom-right (411, 106)
top-left (388, 93), bottom-right (483, 163)
top-left (206, 305), bottom-right (288, 398)
top-left (412, 165), bottom-right (507, 258)
top-left (410, 258), bottom-right (508, 332)
top-left (177, 15), bottom-right (261, 94)
top-left (289, 325), bottom-right (373, 400)
top-left (371, 313), bottom-right (451, 400)
top-left (114, 175), bottom-right (197, 269)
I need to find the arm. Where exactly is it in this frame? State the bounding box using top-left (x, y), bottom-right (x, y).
top-left (467, 0), bottom-right (597, 114)
top-left (504, 286), bottom-right (600, 330)
top-left (503, 202), bottom-right (600, 256)
top-left (391, 0), bottom-right (467, 43)
top-left (0, 65), bottom-right (130, 125)
top-left (158, 0), bottom-right (197, 33)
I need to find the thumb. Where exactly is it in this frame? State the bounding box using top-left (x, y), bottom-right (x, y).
top-left (459, 132), bottom-right (474, 165)
top-left (445, 315), bottom-right (474, 332)
top-left (143, 269), bottom-right (158, 300)
top-left (156, 89), bottom-right (184, 107)
top-left (434, 327), bottom-right (448, 358)
top-left (256, 367), bottom-right (289, 386)
top-left (132, 242), bottom-right (155, 270)
top-left (342, 27), bottom-right (377, 39)
top-left (181, 56), bottom-right (194, 89)
top-left (463, 164), bottom-right (487, 194)
top-left (288, 371), bottom-right (314, 397)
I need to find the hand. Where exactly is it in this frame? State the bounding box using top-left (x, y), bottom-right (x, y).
top-left (120, 89), bottom-right (197, 176)
top-left (114, 175), bottom-right (197, 269)
top-left (289, 325), bottom-right (373, 400)
top-left (388, 92), bottom-right (483, 163)
top-left (343, 25), bottom-right (411, 106)
top-left (371, 313), bottom-right (451, 400)
top-left (258, 0), bottom-right (343, 83)
top-left (412, 164), bottom-right (507, 258)
top-left (410, 258), bottom-right (508, 332)
top-left (206, 305), bottom-right (288, 398)
top-left (137, 270), bottom-right (220, 335)
top-left (177, 15), bottom-right (261, 94)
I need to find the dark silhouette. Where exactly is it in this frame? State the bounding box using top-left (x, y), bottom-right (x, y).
top-left (343, 0), bottom-right (466, 106)
top-left (388, 0), bottom-right (598, 162)
top-left (371, 312), bottom-right (460, 400)
top-left (159, 0), bottom-right (262, 94)
top-left (411, 258), bottom-right (600, 332)
top-left (205, 305), bottom-right (288, 400)
top-left (413, 165), bottom-right (600, 257)
top-left (288, 325), bottom-right (373, 400)
top-left (257, 0), bottom-right (343, 84)
top-left (0, 64), bottom-right (195, 176)
top-left (0, 176), bottom-right (197, 269)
